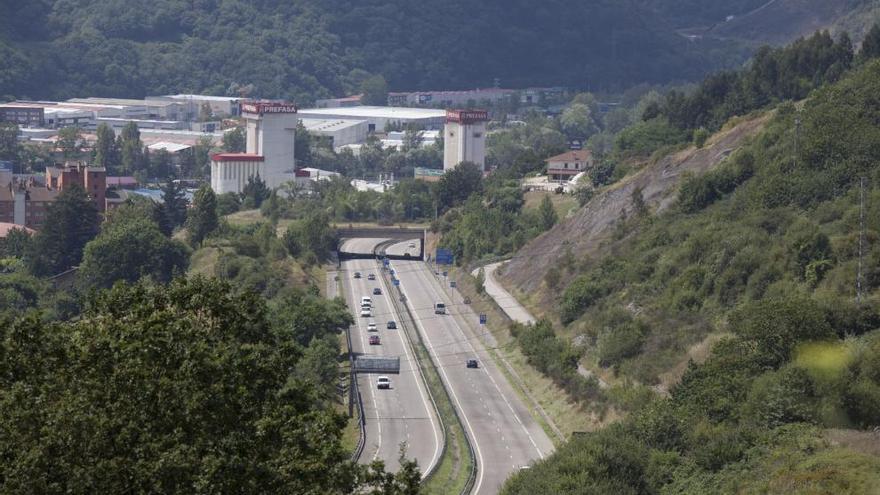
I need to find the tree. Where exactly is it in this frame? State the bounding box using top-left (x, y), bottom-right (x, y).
top-left (28, 184), bottom-right (99, 276)
top-left (186, 185), bottom-right (218, 246)
top-left (147, 148), bottom-right (173, 179)
top-left (360, 74), bottom-right (388, 105)
top-left (0, 226), bottom-right (32, 258)
top-left (241, 174), bottom-right (270, 209)
top-left (78, 215), bottom-right (189, 290)
top-left (539, 195), bottom-right (558, 230)
top-left (560, 102), bottom-right (599, 141)
top-left (160, 180), bottom-right (189, 230)
top-left (193, 136), bottom-right (213, 178)
top-left (295, 121), bottom-right (312, 165)
top-left (119, 121), bottom-right (146, 175)
top-left (92, 123), bottom-right (118, 171)
top-left (222, 126), bottom-right (245, 152)
top-left (436, 161), bottom-right (484, 211)
top-left (474, 267), bottom-right (486, 294)
top-left (859, 22), bottom-right (880, 62)
top-left (402, 123), bottom-right (424, 152)
top-left (0, 122), bottom-right (20, 162)
top-left (0, 277), bottom-right (413, 493)
top-left (57, 126), bottom-right (83, 159)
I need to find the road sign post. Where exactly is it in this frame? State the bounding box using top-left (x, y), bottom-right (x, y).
top-left (479, 313), bottom-right (487, 325)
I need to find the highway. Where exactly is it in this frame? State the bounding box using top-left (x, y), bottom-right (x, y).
top-left (386, 240), bottom-right (555, 494)
top-left (339, 238), bottom-right (442, 476)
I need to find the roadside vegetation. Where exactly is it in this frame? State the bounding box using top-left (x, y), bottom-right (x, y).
top-left (499, 28), bottom-right (880, 494)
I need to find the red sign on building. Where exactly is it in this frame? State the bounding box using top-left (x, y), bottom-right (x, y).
top-left (240, 101), bottom-right (298, 115)
top-left (446, 109), bottom-right (489, 124)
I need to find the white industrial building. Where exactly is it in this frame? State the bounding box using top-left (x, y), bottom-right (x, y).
top-left (297, 106), bottom-right (447, 132)
top-left (147, 94), bottom-right (242, 119)
top-left (210, 101), bottom-right (298, 194)
top-left (67, 97), bottom-right (186, 121)
top-left (299, 118), bottom-right (368, 148)
top-left (443, 109), bottom-right (488, 171)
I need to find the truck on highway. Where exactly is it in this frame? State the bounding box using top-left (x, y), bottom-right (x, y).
top-left (434, 302), bottom-right (446, 314)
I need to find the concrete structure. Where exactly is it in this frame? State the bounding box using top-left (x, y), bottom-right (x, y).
top-left (545, 149), bottom-right (593, 182)
top-left (210, 153), bottom-right (264, 195)
top-left (148, 94), bottom-right (242, 118)
top-left (294, 167), bottom-right (340, 192)
top-left (46, 162), bottom-right (107, 213)
top-left (297, 106), bottom-right (446, 132)
top-left (67, 97), bottom-right (186, 121)
top-left (209, 101), bottom-right (298, 194)
top-left (443, 109), bottom-right (489, 171)
top-left (388, 88), bottom-right (515, 107)
top-left (0, 105), bottom-right (45, 127)
top-left (299, 118), bottom-right (369, 147)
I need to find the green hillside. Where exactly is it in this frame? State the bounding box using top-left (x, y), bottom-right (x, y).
top-left (0, 0), bottom-right (755, 101)
top-left (499, 46), bottom-right (880, 495)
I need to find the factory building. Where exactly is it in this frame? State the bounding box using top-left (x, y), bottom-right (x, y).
top-left (147, 94), bottom-right (242, 119)
top-left (299, 118), bottom-right (368, 148)
top-left (210, 101), bottom-right (298, 194)
top-left (297, 106), bottom-right (446, 132)
top-left (443, 109), bottom-right (489, 172)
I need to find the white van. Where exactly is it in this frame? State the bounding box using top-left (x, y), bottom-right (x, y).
top-left (434, 302), bottom-right (446, 315)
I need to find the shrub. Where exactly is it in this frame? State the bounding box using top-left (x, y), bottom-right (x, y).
top-left (693, 127), bottom-right (710, 148)
top-left (560, 275), bottom-right (607, 323)
top-left (597, 321), bottom-right (648, 367)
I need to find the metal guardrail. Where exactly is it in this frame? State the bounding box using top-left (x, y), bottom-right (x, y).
top-left (376, 242), bottom-right (477, 495)
top-left (339, 263), bottom-right (366, 463)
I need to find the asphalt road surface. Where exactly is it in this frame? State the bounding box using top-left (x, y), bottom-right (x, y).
top-left (387, 244), bottom-right (554, 494)
top-left (339, 238), bottom-right (442, 476)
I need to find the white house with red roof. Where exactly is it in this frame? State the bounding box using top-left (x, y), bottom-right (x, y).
top-left (545, 150), bottom-right (594, 182)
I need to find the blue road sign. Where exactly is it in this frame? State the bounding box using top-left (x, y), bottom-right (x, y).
top-left (479, 313), bottom-right (487, 325)
top-left (442, 271), bottom-right (448, 277)
top-left (383, 258), bottom-right (390, 266)
top-left (393, 279), bottom-right (400, 286)
top-left (390, 269), bottom-right (395, 276)
top-left (450, 281), bottom-right (457, 288)
top-left (435, 248), bottom-right (455, 265)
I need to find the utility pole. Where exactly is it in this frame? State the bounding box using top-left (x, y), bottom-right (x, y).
top-left (857, 176), bottom-right (866, 305)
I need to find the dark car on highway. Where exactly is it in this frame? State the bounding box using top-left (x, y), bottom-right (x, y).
top-left (354, 272), bottom-right (361, 279)
top-left (387, 320), bottom-right (397, 329)
top-left (466, 359), bottom-right (478, 368)
top-left (373, 287), bottom-right (382, 295)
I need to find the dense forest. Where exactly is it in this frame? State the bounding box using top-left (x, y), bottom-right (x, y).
top-left (0, 0), bottom-right (782, 102)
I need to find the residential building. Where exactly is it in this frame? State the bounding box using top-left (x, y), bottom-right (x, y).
top-left (443, 109), bottom-right (489, 172)
top-left (545, 150), bottom-right (594, 182)
top-left (0, 105), bottom-right (45, 127)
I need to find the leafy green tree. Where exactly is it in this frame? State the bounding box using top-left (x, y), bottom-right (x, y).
top-left (0, 122), bottom-right (20, 162)
top-left (186, 185), bottom-right (219, 246)
top-left (241, 174), bottom-right (270, 209)
top-left (119, 121), bottom-right (146, 175)
top-left (56, 126), bottom-right (83, 159)
top-left (92, 123), bottom-right (118, 171)
top-left (222, 126), bottom-right (245, 152)
top-left (160, 180), bottom-right (189, 230)
top-left (539, 195), bottom-right (557, 231)
top-left (147, 148), bottom-right (173, 179)
top-left (859, 22), bottom-right (880, 62)
top-left (360, 74), bottom-right (388, 105)
top-left (28, 184), bottom-right (99, 276)
top-left (295, 121), bottom-right (312, 166)
top-left (560, 102), bottom-right (599, 140)
top-left (0, 277), bottom-right (412, 493)
top-left (474, 267), bottom-right (486, 294)
top-left (216, 191), bottom-right (242, 216)
top-left (730, 296), bottom-right (834, 367)
top-left (436, 161), bottom-right (483, 211)
top-left (0, 226), bottom-right (32, 258)
top-left (402, 123), bottom-right (424, 152)
top-left (78, 214), bottom-right (189, 290)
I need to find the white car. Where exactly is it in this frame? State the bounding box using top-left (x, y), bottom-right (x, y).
top-left (367, 322), bottom-right (377, 332)
top-left (360, 308), bottom-right (371, 317)
top-left (377, 376), bottom-right (391, 389)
